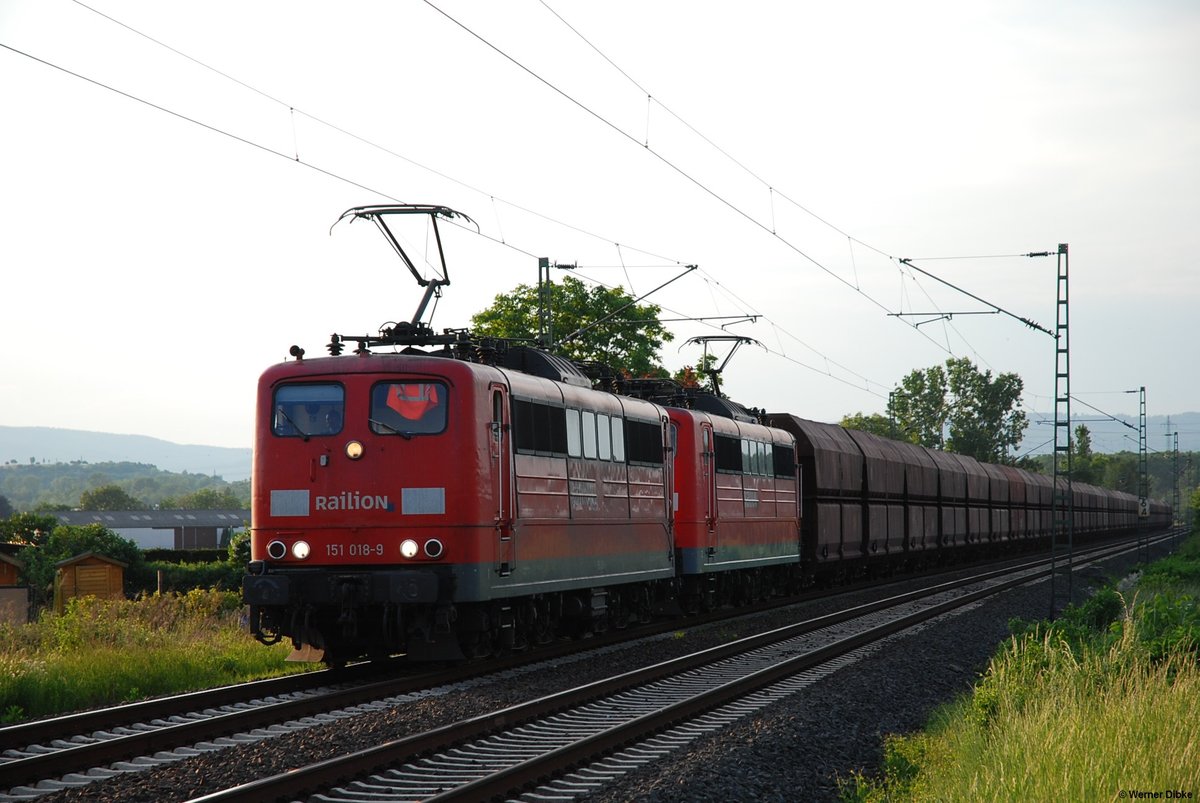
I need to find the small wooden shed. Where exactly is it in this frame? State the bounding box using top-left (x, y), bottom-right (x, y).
top-left (54, 552), bottom-right (128, 613)
top-left (0, 552), bottom-right (22, 586)
top-left (0, 552), bottom-right (29, 625)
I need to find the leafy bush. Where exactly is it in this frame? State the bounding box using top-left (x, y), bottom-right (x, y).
top-left (137, 560), bottom-right (243, 594)
top-left (228, 529), bottom-right (250, 566)
top-left (143, 548), bottom-right (228, 564)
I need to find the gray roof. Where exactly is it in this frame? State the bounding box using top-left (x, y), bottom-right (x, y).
top-left (54, 510), bottom-right (249, 529)
top-left (55, 550), bottom-right (129, 569)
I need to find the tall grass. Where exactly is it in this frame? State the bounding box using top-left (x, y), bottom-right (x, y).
top-left (842, 538), bottom-right (1200, 802)
top-left (0, 591), bottom-right (304, 723)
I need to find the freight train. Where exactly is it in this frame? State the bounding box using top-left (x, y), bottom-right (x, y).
top-left (241, 205), bottom-right (1170, 665)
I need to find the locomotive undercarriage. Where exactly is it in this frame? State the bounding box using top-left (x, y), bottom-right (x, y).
top-left (247, 530), bottom-right (1120, 667)
top-left (247, 567), bottom-right (676, 666)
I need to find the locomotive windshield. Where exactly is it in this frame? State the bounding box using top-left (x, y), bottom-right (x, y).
top-left (273, 383), bottom-right (344, 437)
top-left (370, 381), bottom-right (448, 436)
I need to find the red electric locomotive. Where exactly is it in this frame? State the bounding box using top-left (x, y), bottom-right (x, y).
top-left (618, 380), bottom-right (802, 607)
top-left (667, 405), bottom-right (800, 593)
top-left (244, 346), bottom-right (683, 663)
top-left (244, 206), bottom-right (685, 663)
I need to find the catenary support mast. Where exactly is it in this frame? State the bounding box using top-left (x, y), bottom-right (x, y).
top-left (1049, 243), bottom-right (1073, 618)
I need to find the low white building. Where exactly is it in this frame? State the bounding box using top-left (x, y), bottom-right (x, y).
top-left (53, 510), bottom-right (249, 549)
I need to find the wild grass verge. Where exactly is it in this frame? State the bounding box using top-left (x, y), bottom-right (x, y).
top-left (0, 590), bottom-right (305, 724)
top-left (841, 535), bottom-right (1200, 802)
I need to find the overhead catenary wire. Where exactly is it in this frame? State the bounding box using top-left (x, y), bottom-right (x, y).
top-left (15, 2), bottom-right (1008, 407)
top-left (421, 0), bottom-right (957, 355)
top-left (8, 4), bottom-right (899, 401)
top-left (532, 0), bottom-right (1053, 356)
top-left (533, 0), bottom-right (1072, 401)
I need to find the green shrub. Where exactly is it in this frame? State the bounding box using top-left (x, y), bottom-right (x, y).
top-left (135, 560), bottom-right (243, 594)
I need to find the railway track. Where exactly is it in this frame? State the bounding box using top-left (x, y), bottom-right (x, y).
top-left (189, 532), bottom-right (1178, 803)
top-left (0, 531), bottom-right (1178, 802)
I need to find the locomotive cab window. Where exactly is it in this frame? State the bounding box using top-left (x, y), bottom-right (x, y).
top-left (273, 383), bottom-right (345, 437)
top-left (370, 381), bottom-right (448, 435)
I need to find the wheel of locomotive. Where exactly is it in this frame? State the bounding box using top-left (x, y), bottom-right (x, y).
top-left (321, 643), bottom-right (349, 669)
top-left (519, 598), bottom-right (552, 647)
top-left (608, 589), bottom-right (631, 630)
top-left (457, 631), bottom-right (487, 660)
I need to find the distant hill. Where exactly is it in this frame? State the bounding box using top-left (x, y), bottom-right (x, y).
top-left (0, 426), bottom-right (251, 481)
top-left (1024, 412), bottom-right (1200, 455)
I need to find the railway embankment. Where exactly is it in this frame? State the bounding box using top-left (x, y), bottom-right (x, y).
top-left (842, 531), bottom-right (1200, 802)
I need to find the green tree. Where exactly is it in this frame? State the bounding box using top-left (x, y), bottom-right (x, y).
top-left (0, 512), bottom-right (60, 546)
top-left (471, 275), bottom-right (673, 375)
top-left (1070, 424), bottom-right (1108, 485)
top-left (0, 494), bottom-right (12, 519)
top-left (161, 487), bottom-right (245, 510)
top-left (887, 357), bottom-right (1027, 463)
top-left (79, 485), bottom-right (144, 511)
top-left (840, 412), bottom-right (896, 438)
top-left (943, 357), bottom-right (1026, 462)
top-left (20, 524), bottom-right (144, 605)
top-left (1102, 452), bottom-right (1143, 495)
top-left (888, 363), bottom-right (950, 447)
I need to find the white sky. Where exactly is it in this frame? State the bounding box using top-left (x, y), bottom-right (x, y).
top-left (2, 0), bottom-right (1198, 451)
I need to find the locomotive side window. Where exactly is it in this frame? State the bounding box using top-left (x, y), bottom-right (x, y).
top-left (512, 398), bottom-right (568, 456)
top-left (756, 441), bottom-right (773, 476)
top-left (513, 399), bottom-right (535, 450)
top-left (370, 381), bottom-right (447, 435)
top-left (273, 383), bottom-right (344, 438)
top-left (564, 408), bottom-right (625, 462)
top-left (536, 402), bottom-right (567, 453)
top-left (597, 414), bottom-right (612, 460)
top-left (773, 444), bottom-right (796, 478)
top-left (582, 411), bottom-right (598, 459)
top-left (625, 419), bottom-right (664, 465)
top-left (565, 408), bottom-right (582, 457)
top-left (714, 434), bottom-right (743, 473)
top-left (611, 416), bottom-right (626, 462)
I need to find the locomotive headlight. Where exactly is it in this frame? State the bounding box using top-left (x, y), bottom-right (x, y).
top-left (400, 539), bottom-right (420, 559)
top-left (266, 540), bottom-right (287, 560)
top-left (345, 440), bottom-right (364, 460)
top-left (291, 540), bottom-right (311, 560)
top-left (424, 539), bottom-right (444, 559)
